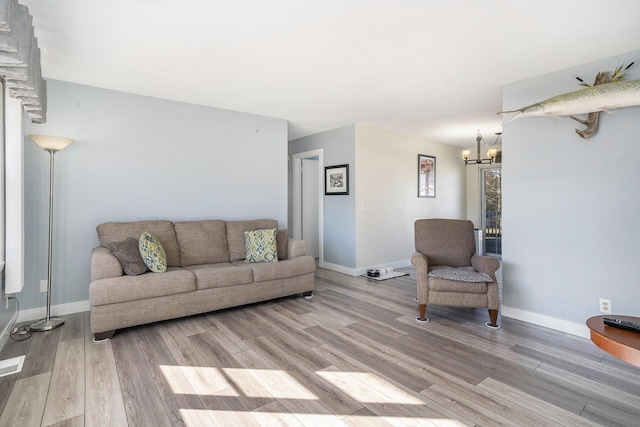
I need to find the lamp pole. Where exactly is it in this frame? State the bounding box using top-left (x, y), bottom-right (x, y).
top-left (29, 135), bottom-right (74, 332)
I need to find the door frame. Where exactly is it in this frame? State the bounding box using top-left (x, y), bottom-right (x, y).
top-left (292, 149), bottom-right (324, 267)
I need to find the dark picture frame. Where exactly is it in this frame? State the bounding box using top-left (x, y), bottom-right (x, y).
top-left (325, 164), bottom-right (349, 195)
top-left (418, 154), bottom-right (436, 198)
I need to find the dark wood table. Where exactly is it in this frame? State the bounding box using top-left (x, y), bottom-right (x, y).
top-left (587, 315), bottom-right (640, 367)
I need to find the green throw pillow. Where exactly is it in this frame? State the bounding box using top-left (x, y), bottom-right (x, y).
top-left (244, 228), bottom-right (278, 263)
top-left (139, 231), bottom-right (167, 273)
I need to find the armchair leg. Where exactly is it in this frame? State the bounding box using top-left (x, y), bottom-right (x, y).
top-left (416, 303), bottom-right (429, 323)
top-left (486, 309), bottom-right (500, 329)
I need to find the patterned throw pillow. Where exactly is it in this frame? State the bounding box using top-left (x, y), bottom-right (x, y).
top-left (139, 231), bottom-right (167, 273)
top-left (244, 228), bottom-right (278, 263)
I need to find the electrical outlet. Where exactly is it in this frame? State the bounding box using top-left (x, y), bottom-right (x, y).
top-left (599, 298), bottom-right (611, 314)
top-left (40, 280), bottom-right (48, 293)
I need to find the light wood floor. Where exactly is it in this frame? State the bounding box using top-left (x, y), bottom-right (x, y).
top-left (1, 267), bottom-right (639, 426)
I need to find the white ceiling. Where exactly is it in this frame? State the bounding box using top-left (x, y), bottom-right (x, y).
top-left (21, 0), bottom-right (640, 147)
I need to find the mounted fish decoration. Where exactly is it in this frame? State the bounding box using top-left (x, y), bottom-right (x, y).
top-left (568, 62), bottom-right (634, 138)
top-left (499, 62), bottom-right (640, 138)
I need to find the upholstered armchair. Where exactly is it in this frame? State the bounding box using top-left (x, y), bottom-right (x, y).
top-left (411, 219), bottom-right (501, 328)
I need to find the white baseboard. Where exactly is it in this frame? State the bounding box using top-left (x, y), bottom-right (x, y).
top-left (322, 260), bottom-right (413, 277)
top-left (321, 261), bottom-right (357, 276)
top-left (501, 305), bottom-right (590, 339)
top-left (0, 310), bottom-right (18, 352)
top-left (17, 300), bottom-right (90, 323)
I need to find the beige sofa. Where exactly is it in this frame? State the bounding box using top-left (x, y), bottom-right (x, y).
top-left (89, 219), bottom-right (315, 340)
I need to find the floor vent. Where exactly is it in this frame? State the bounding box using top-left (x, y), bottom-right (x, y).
top-left (0, 355), bottom-right (25, 378)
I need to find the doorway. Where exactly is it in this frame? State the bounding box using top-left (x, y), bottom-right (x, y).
top-left (292, 149), bottom-right (323, 265)
top-left (481, 167), bottom-right (502, 257)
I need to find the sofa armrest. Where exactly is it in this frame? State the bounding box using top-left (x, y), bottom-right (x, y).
top-left (287, 238), bottom-right (307, 260)
top-left (91, 246), bottom-right (123, 282)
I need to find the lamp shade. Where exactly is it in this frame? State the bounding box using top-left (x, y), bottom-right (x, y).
top-left (29, 134), bottom-right (74, 151)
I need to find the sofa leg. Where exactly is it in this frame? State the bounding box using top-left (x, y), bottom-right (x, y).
top-left (416, 303), bottom-right (429, 322)
top-left (303, 291), bottom-right (313, 299)
top-left (93, 330), bottom-right (115, 343)
top-left (485, 309), bottom-right (500, 329)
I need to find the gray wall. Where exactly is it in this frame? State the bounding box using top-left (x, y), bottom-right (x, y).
top-left (355, 125), bottom-right (466, 271)
top-left (289, 125), bottom-right (356, 268)
top-left (19, 79), bottom-right (288, 313)
top-left (502, 49), bottom-right (640, 332)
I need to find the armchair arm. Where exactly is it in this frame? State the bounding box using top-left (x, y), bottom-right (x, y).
top-left (472, 255), bottom-right (501, 311)
top-left (411, 251), bottom-right (429, 272)
top-left (411, 252), bottom-right (430, 304)
top-left (471, 254), bottom-right (500, 281)
top-left (91, 247), bottom-right (123, 282)
top-left (287, 238), bottom-right (307, 260)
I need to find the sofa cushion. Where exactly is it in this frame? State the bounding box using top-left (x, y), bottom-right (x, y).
top-left (175, 220), bottom-right (230, 266)
top-left (226, 219), bottom-right (278, 261)
top-left (276, 229), bottom-right (288, 260)
top-left (244, 228), bottom-right (278, 263)
top-left (90, 267), bottom-right (195, 306)
top-left (233, 256), bottom-right (316, 282)
top-left (97, 220), bottom-right (180, 267)
top-left (139, 232), bottom-right (167, 273)
top-left (105, 237), bottom-right (149, 276)
top-left (183, 263), bottom-right (254, 290)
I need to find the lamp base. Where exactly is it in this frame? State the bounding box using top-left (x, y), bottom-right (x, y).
top-left (30, 317), bottom-right (65, 332)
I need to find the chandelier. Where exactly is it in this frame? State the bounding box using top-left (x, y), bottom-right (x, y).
top-left (462, 130), bottom-right (501, 165)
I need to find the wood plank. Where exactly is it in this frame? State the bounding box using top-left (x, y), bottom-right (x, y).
top-left (59, 312), bottom-right (84, 342)
top-left (0, 372), bottom-right (50, 427)
top-left (198, 393), bottom-right (261, 426)
top-left (343, 407), bottom-right (395, 427)
top-left (85, 339), bottom-right (128, 427)
top-left (19, 327), bottom-right (60, 379)
top-left (233, 349), bottom-right (349, 426)
top-left (198, 313), bottom-right (251, 354)
top-left (535, 362), bottom-right (640, 418)
top-left (247, 337), bottom-right (365, 418)
top-left (477, 377), bottom-right (602, 427)
top-left (174, 315), bottom-right (207, 337)
top-left (117, 354), bottom-right (173, 427)
top-left (580, 401), bottom-right (640, 427)
top-left (47, 414), bottom-right (84, 427)
top-left (251, 400), bottom-right (306, 427)
top-left (157, 324), bottom-right (229, 395)
top-left (398, 357), bottom-right (560, 427)
top-left (41, 337), bottom-right (85, 426)
top-left (188, 331), bottom-right (275, 411)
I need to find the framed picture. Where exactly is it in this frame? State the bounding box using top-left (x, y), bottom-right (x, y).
top-left (325, 164), bottom-right (349, 195)
top-left (418, 154), bottom-right (435, 198)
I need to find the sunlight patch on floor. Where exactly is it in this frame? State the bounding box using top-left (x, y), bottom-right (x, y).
top-left (179, 409), bottom-right (467, 427)
top-left (317, 370), bottom-right (424, 405)
top-left (161, 365), bottom-right (317, 399)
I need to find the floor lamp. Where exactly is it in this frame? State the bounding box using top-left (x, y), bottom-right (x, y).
top-left (29, 134), bottom-right (74, 332)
